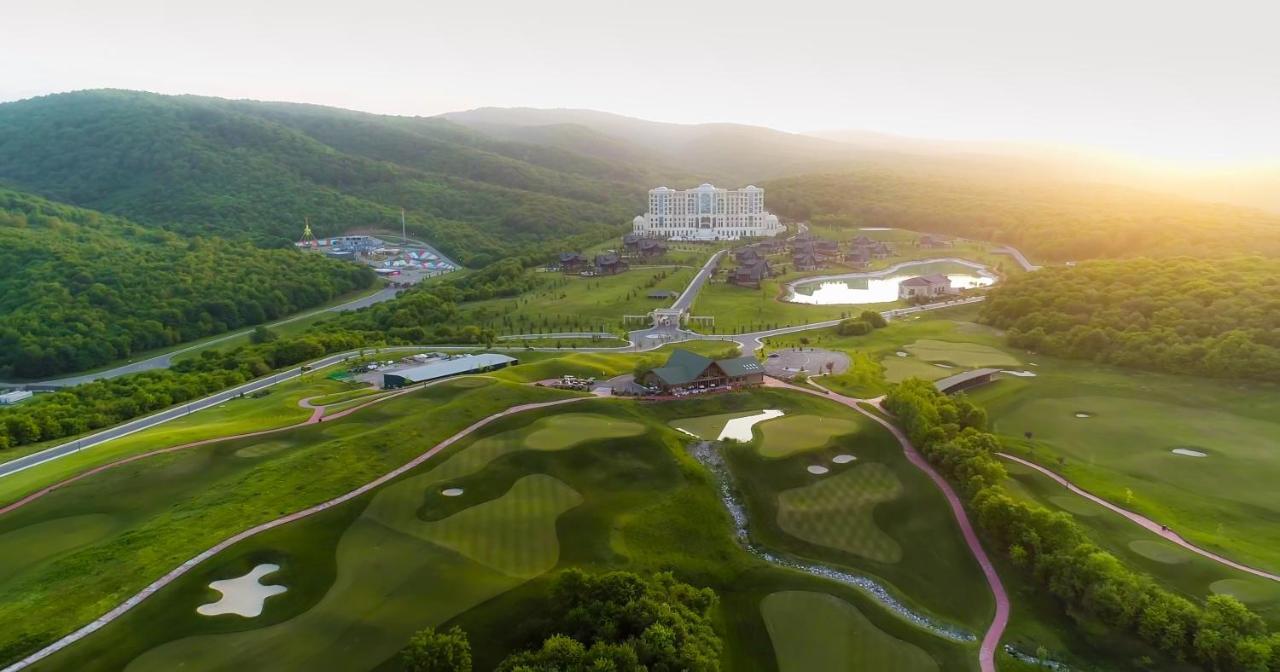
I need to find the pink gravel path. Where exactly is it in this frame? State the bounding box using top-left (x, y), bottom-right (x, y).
top-left (764, 377), bottom-right (1008, 672)
top-left (999, 452), bottom-right (1280, 583)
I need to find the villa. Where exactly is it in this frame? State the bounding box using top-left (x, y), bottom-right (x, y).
top-left (729, 259), bottom-right (773, 288)
top-left (639, 349), bottom-right (765, 394)
top-left (594, 252), bottom-right (630, 275)
top-left (898, 274), bottom-right (953, 300)
top-left (559, 252), bottom-right (589, 273)
top-left (631, 184), bottom-right (785, 241)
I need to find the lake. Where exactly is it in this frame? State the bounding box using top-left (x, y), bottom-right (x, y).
top-left (786, 260), bottom-right (995, 305)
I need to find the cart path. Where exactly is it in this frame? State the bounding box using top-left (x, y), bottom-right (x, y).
top-left (998, 452), bottom-right (1280, 583)
top-left (2, 383), bottom-right (419, 517)
top-left (0, 392), bottom-right (593, 672)
top-left (764, 377), bottom-right (1008, 672)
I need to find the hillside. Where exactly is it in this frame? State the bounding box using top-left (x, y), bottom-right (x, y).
top-left (0, 188), bottom-right (374, 378)
top-left (762, 170), bottom-right (1280, 261)
top-left (0, 91), bottom-right (647, 266)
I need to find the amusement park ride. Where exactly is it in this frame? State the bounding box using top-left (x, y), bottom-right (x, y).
top-left (297, 217), bottom-right (319, 249)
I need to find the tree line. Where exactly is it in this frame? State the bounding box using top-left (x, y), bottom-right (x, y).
top-left (885, 379), bottom-right (1280, 670)
top-left (763, 170), bottom-right (1280, 262)
top-left (400, 570), bottom-right (721, 672)
top-left (0, 188), bottom-right (376, 378)
top-left (980, 257), bottom-right (1280, 382)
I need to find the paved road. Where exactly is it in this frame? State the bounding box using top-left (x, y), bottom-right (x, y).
top-left (992, 245), bottom-right (1040, 272)
top-left (769, 377), bottom-right (1009, 672)
top-left (999, 453), bottom-right (1280, 583)
top-left (671, 249), bottom-right (724, 313)
top-left (0, 391), bottom-right (595, 672)
top-left (5, 286), bottom-right (402, 389)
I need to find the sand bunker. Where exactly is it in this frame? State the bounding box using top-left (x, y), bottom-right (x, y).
top-left (1171, 448), bottom-right (1208, 458)
top-left (719, 409), bottom-right (785, 441)
top-left (1074, 412), bottom-right (1092, 418)
top-left (807, 465), bottom-right (830, 475)
top-left (933, 363), bottom-right (954, 369)
top-left (197, 564), bottom-right (287, 618)
top-left (832, 454), bottom-right (857, 464)
top-left (1001, 370), bottom-right (1037, 377)
top-left (442, 488), bottom-right (465, 497)
top-left (895, 351), bottom-right (908, 357)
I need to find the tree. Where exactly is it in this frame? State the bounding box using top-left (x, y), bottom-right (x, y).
top-left (857, 310), bottom-right (887, 329)
top-left (401, 626), bottom-right (472, 672)
top-left (250, 325), bottom-right (279, 344)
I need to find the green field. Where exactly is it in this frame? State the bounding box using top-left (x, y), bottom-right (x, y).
top-left (777, 464), bottom-right (904, 563)
top-left (971, 358), bottom-right (1280, 574)
top-left (669, 409), bottom-right (773, 440)
top-left (459, 264), bottom-right (698, 336)
top-left (0, 378), bottom-right (570, 664)
top-left (0, 369), bottom-right (362, 504)
top-left (757, 414), bottom-right (863, 458)
top-left (762, 591), bottom-right (939, 672)
top-left (25, 388), bottom-right (984, 672)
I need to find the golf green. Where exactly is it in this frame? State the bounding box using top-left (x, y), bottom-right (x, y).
top-left (522, 413), bottom-right (646, 451)
top-left (761, 591), bottom-right (938, 672)
top-left (881, 356), bottom-right (953, 383)
top-left (1210, 579), bottom-right (1280, 605)
top-left (758, 415), bottom-right (863, 458)
top-left (776, 464), bottom-right (904, 563)
top-left (1128, 540), bottom-right (1194, 565)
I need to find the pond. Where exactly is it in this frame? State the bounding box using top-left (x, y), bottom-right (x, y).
top-left (786, 260), bottom-right (995, 305)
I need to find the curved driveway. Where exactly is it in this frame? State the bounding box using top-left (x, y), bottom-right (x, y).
top-left (765, 377), bottom-right (1009, 672)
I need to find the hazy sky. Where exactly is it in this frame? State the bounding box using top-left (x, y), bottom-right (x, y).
top-left (5, 0), bottom-right (1278, 165)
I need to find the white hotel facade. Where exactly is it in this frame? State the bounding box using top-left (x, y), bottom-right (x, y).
top-left (631, 184), bottom-right (785, 240)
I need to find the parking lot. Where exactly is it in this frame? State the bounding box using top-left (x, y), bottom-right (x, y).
top-left (763, 348), bottom-right (850, 379)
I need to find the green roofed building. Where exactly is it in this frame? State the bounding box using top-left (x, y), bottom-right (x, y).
top-left (640, 348), bottom-right (765, 393)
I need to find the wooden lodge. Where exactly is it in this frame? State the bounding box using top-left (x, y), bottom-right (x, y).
top-left (639, 349), bottom-right (765, 394)
top-left (559, 252), bottom-right (589, 273)
top-left (729, 259), bottom-right (773, 288)
top-left (593, 252), bottom-right (630, 275)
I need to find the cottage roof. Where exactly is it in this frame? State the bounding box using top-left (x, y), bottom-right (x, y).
top-left (649, 349), bottom-right (763, 386)
top-left (901, 274), bottom-right (950, 287)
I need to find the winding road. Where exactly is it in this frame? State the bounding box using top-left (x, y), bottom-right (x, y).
top-left (999, 452), bottom-right (1280, 583)
top-left (764, 377), bottom-right (1009, 672)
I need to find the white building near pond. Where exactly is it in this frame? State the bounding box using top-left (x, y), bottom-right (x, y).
top-left (632, 184), bottom-right (784, 241)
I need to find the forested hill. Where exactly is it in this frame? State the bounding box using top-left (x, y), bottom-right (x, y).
top-left (0, 90), bottom-right (657, 266)
top-left (0, 188), bottom-right (375, 378)
top-left (981, 257), bottom-right (1280, 382)
top-left (763, 170), bottom-right (1280, 262)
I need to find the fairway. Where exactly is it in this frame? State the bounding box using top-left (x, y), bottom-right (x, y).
top-left (762, 591), bottom-right (939, 672)
top-left (776, 464), bottom-right (904, 563)
top-left (0, 514), bottom-right (121, 580)
top-left (523, 413), bottom-right (646, 451)
top-left (758, 414), bottom-right (863, 458)
top-left (881, 356), bottom-right (953, 383)
top-left (902, 339), bottom-right (1021, 367)
top-left (389, 474), bottom-right (582, 578)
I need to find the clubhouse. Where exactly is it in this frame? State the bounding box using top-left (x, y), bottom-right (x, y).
top-left (639, 349), bottom-right (765, 394)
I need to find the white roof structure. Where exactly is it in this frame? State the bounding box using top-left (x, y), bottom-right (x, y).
top-left (387, 354), bottom-right (518, 383)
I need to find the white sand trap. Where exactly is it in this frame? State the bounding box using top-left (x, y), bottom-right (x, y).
top-left (933, 363), bottom-right (954, 369)
top-left (442, 488), bottom-right (465, 496)
top-left (895, 351), bottom-right (909, 358)
top-left (1075, 413), bottom-right (1092, 418)
top-left (719, 409), bottom-right (785, 441)
top-left (1171, 448), bottom-right (1208, 458)
top-left (197, 564), bottom-right (287, 618)
top-left (859, 227), bottom-right (893, 231)
top-left (1002, 370), bottom-right (1037, 377)
top-left (807, 465), bottom-right (830, 475)
top-left (675, 428), bottom-right (700, 439)
top-left (832, 454), bottom-right (857, 464)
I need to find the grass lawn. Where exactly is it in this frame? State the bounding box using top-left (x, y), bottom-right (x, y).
top-left (762, 590), bottom-right (938, 672)
top-left (970, 357), bottom-right (1280, 574)
top-left (0, 378), bottom-right (571, 665)
top-left (0, 369), bottom-right (360, 504)
top-left (458, 264), bottom-right (698, 336)
top-left (29, 392), bottom-right (983, 672)
top-left (309, 387), bottom-right (380, 406)
top-left (716, 391), bottom-right (994, 634)
top-left (1001, 458), bottom-right (1280, 627)
top-left (757, 414), bottom-right (864, 458)
top-left (776, 464), bottom-right (904, 563)
top-left (668, 409), bottom-right (773, 440)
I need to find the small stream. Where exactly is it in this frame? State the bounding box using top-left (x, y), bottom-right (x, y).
top-left (688, 441), bottom-right (975, 642)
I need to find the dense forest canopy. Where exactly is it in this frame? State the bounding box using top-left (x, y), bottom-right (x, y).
top-left (980, 257), bottom-right (1280, 382)
top-left (763, 171), bottom-right (1280, 262)
top-left (0, 90), bottom-right (643, 266)
top-left (0, 188), bottom-right (375, 377)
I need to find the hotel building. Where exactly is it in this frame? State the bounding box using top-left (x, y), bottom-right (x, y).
top-left (631, 184), bottom-right (784, 240)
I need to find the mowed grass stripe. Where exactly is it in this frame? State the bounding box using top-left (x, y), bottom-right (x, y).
top-left (777, 463), bottom-right (904, 563)
top-left (417, 475), bottom-right (583, 578)
top-left (762, 591), bottom-right (939, 672)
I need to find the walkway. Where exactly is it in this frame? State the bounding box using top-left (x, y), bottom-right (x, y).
top-left (764, 377), bottom-right (1009, 672)
top-left (999, 453), bottom-right (1280, 583)
top-left (0, 392), bottom-right (593, 672)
